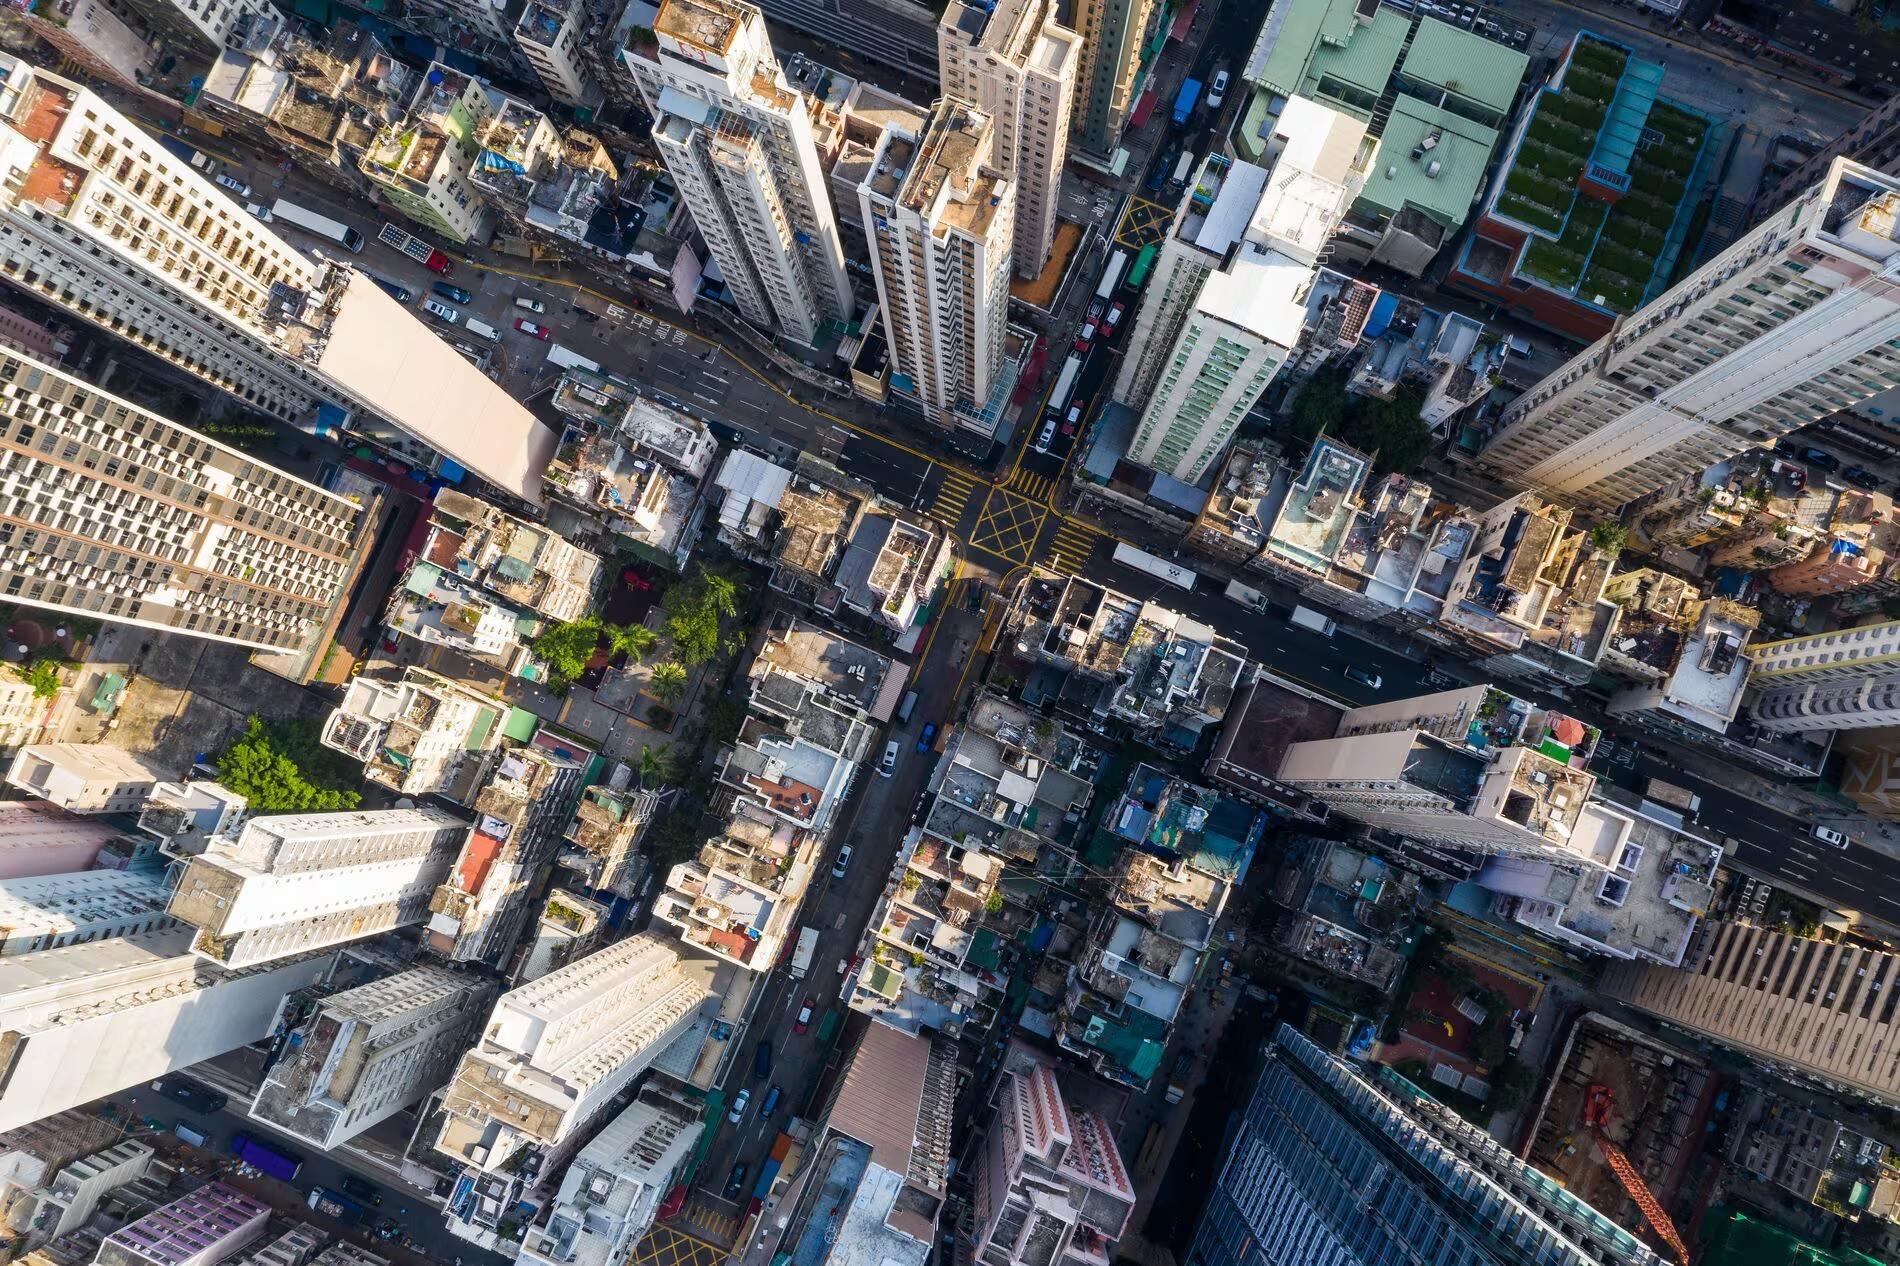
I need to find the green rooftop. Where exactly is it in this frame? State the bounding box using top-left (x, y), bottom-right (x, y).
top-left (1398, 17), bottom-right (1530, 122)
top-left (1355, 98), bottom-right (1500, 226)
top-left (502, 706), bottom-right (539, 743)
top-left (1254, 0), bottom-right (1367, 101)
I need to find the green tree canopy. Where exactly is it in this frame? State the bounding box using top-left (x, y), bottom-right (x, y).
top-left (1588, 522), bottom-right (1628, 556)
top-left (217, 716), bottom-right (362, 811)
top-left (1287, 367), bottom-right (1433, 475)
top-left (610, 623), bottom-right (660, 662)
top-left (648, 660), bottom-right (688, 705)
top-left (663, 565), bottom-right (749, 667)
top-left (12, 653), bottom-right (63, 699)
top-left (532, 616), bottom-right (605, 689)
top-left (638, 743), bottom-right (679, 787)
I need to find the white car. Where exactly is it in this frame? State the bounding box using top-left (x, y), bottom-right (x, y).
top-left (213, 172), bottom-right (251, 197)
top-left (831, 844), bottom-right (853, 880)
top-left (244, 202), bottom-right (273, 222)
top-left (1813, 824), bottom-right (1849, 848)
top-left (515, 296), bottom-right (546, 313)
top-left (728, 1087), bottom-right (751, 1124)
top-left (1208, 70), bottom-right (1229, 109)
top-left (878, 739), bottom-right (899, 778)
top-left (421, 299), bottom-right (458, 323)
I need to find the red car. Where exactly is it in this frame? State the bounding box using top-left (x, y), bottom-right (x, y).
top-left (794, 997), bottom-right (815, 1035)
top-left (1073, 336), bottom-right (1090, 353)
top-left (514, 318), bottom-right (550, 340)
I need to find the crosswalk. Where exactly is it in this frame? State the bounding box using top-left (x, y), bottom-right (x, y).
top-left (1008, 469), bottom-right (1058, 500)
top-left (929, 467), bottom-right (983, 527)
top-left (1046, 519), bottom-right (1104, 574)
top-left (679, 1199), bottom-right (739, 1245)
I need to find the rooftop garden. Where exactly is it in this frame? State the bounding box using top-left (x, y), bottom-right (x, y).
top-left (1492, 38), bottom-right (1627, 234)
top-left (1579, 101), bottom-right (1709, 312)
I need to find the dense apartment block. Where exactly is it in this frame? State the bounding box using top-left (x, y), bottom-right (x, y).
top-left (623, 0), bottom-right (853, 345)
top-left (0, 57), bottom-right (557, 503)
top-left (1745, 620), bottom-right (1900, 734)
top-left (26, 1138), bottom-right (154, 1247)
top-left (425, 489), bottom-right (601, 623)
top-left (1188, 1024), bottom-right (1664, 1266)
top-left (249, 965), bottom-right (494, 1150)
top-left (514, 0), bottom-right (603, 108)
top-left (359, 62), bottom-right (496, 244)
top-left (4, 744), bottom-right (167, 814)
top-left (937, 0), bottom-right (1076, 280)
top-left (0, 348), bottom-right (364, 651)
top-left (558, 783), bottom-right (668, 899)
top-left (321, 669), bottom-right (507, 802)
top-left (0, 927), bottom-right (334, 1131)
top-left (0, 869), bottom-right (175, 956)
top-left (169, 807), bottom-right (467, 968)
top-left (860, 99), bottom-right (1018, 439)
top-left (544, 394), bottom-right (718, 571)
top-left (1478, 158), bottom-right (1900, 511)
top-left (113, 0), bottom-right (274, 55)
top-left (95, 1183), bottom-right (268, 1266)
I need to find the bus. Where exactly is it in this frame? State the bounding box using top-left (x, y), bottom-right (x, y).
top-left (1111, 541), bottom-right (1196, 590)
top-left (271, 199), bottom-right (364, 252)
top-left (1091, 248), bottom-right (1129, 317)
top-left (1046, 354), bottom-right (1083, 416)
top-left (1128, 243), bottom-right (1158, 289)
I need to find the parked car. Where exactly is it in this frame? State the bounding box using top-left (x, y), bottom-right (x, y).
top-left (916, 722), bottom-right (938, 754)
top-left (1105, 301), bottom-right (1126, 331)
top-left (728, 1088), bottom-right (752, 1124)
top-left (213, 172), bottom-right (251, 196)
top-left (1844, 465), bottom-right (1882, 490)
top-left (1208, 70), bottom-right (1229, 108)
top-left (753, 1040), bottom-right (772, 1079)
top-left (878, 739), bottom-right (899, 778)
top-left (794, 997), bottom-right (815, 1035)
top-left (244, 202), bottom-right (273, 222)
top-left (1343, 665), bottom-right (1382, 689)
top-left (421, 298), bottom-right (458, 323)
top-left (761, 1085), bottom-right (783, 1117)
top-left (433, 282), bottom-right (473, 304)
top-left (1799, 446), bottom-right (1840, 471)
top-left (1813, 824), bottom-right (1849, 848)
top-left (513, 319), bottom-right (550, 339)
top-left (723, 1163), bottom-right (749, 1199)
top-left (339, 1176), bottom-right (382, 1205)
top-left (831, 844), bottom-right (853, 880)
top-left (515, 296), bottom-right (546, 313)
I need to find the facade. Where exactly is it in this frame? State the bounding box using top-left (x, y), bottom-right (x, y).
top-left (169, 808), bottom-right (468, 968)
top-left (558, 783), bottom-right (666, 898)
top-left (0, 348), bottom-right (364, 651)
top-left (249, 965), bottom-right (495, 1150)
top-left (860, 99), bottom-right (1016, 436)
top-left (425, 489), bottom-right (601, 623)
top-left (112, 0), bottom-right (272, 54)
top-left (623, 0), bottom-right (853, 346)
top-left (1069, 0), bottom-right (1160, 161)
top-left (5, 744), bottom-right (167, 814)
top-left (834, 509), bottom-right (956, 633)
top-left (0, 927), bottom-right (334, 1132)
top-left (0, 803), bottom-right (121, 878)
top-left (1746, 619), bottom-right (1900, 734)
top-left (0, 870), bottom-right (175, 957)
top-left (433, 934), bottom-right (713, 1178)
top-left (1605, 921), bottom-right (1900, 1107)
top-left (1478, 158), bottom-right (1900, 512)
top-left (95, 1183), bottom-right (268, 1266)
top-left (937, 0), bottom-right (1077, 280)
top-left (29, 1139), bottom-right (153, 1245)
top-left (974, 1053), bottom-right (1134, 1266)
top-left (1765, 92), bottom-right (1900, 213)
top-left (515, 1084), bottom-right (702, 1266)
top-left (514, 0), bottom-right (602, 109)
top-left (320, 669), bottom-right (507, 802)
top-left (360, 62), bottom-right (495, 244)
top-left (0, 57), bottom-right (556, 503)
top-left (1185, 1023), bottom-right (1664, 1266)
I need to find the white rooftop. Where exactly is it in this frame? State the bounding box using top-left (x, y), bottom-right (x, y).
top-left (1196, 248), bottom-right (1311, 348)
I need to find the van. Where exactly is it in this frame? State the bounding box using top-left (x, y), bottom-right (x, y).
top-left (760, 1085), bottom-right (783, 1118)
top-left (464, 318), bottom-right (501, 343)
top-left (897, 690), bottom-right (919, 725)
top-left (421, 298), bottom-right (458, 323)
top-left (878, 740), bottom-right (899, 778)
top-left (753, 1040), bottom-right (772, 1079)
top-left (515, 296), bottom-right (546, 313)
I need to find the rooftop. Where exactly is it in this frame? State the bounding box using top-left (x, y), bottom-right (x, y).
top-left (1265, 438), bottom-right (1372, 575)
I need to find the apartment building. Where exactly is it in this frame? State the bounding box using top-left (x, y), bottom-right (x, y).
top-left (0, 803), bottom-right (120, 878)
top-left (558, 783), bottom-right (668, 899)
top-left (360, 62), bottom-right (496, 244)
top-left (1746, 619), bottom-right (1900, 734)
top-left (975, 1052), bottom-right (1134, 1266)
top-left (5, 744), bottom-right (166, 814)
top-left (860, 99), bottom-right (1017, 438)
top-left (424, 745), bottom-right (590, 966)
top-left (653, 798), bottom-right (814, 973)
top-left (28, 1139), bottom-right (153, 1245)
top-left (112, 0), bottom-right (273, 54)
top-left (0, 1110), bottom-right (124, 1255)
top-left (95, 1183), bottom-right (268, 1266)
top-left (544, 395), bottom-right (718, 571)
top-left (0, 927), bottom-right (334, 1131)
top-left (168, 807), bottom-right (468, 968)
top-left (1190, 1024), bottom-right (1665, 1266)
top-left (434, 935), bottom-right (713, 1186)
top-left (515, 1084), bottom-right (702, 1266)
top-left (514, 0), bottom-right (602, 109)
top-left (1603, 597), bottom-right (1757, 737)
top-left (250, 965), bottom-right (495, 1150)
top-left (384, 563), bottom-right (539, 678)
top-left (1478, 158), bottom-right (1900, 512)
top-left (0, 57), bottom-right (555, 503)
top-left (833, 508), bottom-right (955, 633)
top-left (623, 0), bottom-right (852, 346)
top-left (424, 489), bottom-right (601, 623)
top-left (719, 667), bottom-right (877, 837)
top-left (0, 348), bottom-right (364, 651)
top-left (1764, 92), bottom-right (1900, 213)
top-left (0, 870), bottom-right (175, 956)
top-left (320, 669), bottom-right (507, 802)
top-left (1068, 0), bottom-right (1159, 162)
top-left (937, 0), bottom-right (1076, 280)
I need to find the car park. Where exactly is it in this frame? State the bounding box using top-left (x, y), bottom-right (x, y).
top-left (1343, 665), bottom-right (1382, 689)
top-left (831, 844), bottom-right (853, 880)
top-left (728, 1088), bottom-right (751, 1124)
top-left (514, 319), bottom-right (550, 339)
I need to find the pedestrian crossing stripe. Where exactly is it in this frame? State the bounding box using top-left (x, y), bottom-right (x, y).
top-left (1047, 522), bottom-right (1103, 574)
top-left (930, 469), bottom-right (981, 523)
top-left (1011, 471), bottom-right (1055, 499)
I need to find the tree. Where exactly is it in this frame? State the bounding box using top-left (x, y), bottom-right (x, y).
top-left (531, 616), bottom-right (604, 688)
top-left (609, 623), bottom-right (660, 662)
top-left (1588, 522), bottom-right (1628, 556)
top-left (662, 565), bottom-right (750, 667)
top-left (12, 652), bottom-right (63, 699)
top-left (1489, 1059), bottom-right (1537, 1113)
top-left (217, 717), bottom-right (361, 812)
top-left (637, 744), bottom-right (678, 787)
top-left (648, 660), bottom-right (688, 705)
top-left (1286, 368), bottom-right (1433, 475)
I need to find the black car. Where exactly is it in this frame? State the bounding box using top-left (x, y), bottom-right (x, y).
top-left (723, 1162), bottom-right (749, 1200)
top-left (1844, 465), bottom-right (1882, 490)
top-left (339, 1175), bottom-right (382, 1205)
top-left (433, 281), bottom-right (474, 304)
top-left (1799, 446), bottom-right (1840, 472)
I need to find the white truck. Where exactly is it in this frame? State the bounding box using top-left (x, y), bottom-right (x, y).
top-left (1224, 578), bottom-right (1268, 612)
top-left (788, 926), bottom-right (819, 980)
top-left (1289, 604), bottom-right (1336, 638)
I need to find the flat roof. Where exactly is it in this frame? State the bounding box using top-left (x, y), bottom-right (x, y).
top-left (1257, 0), bottom-right (1398, 104)
top-left (1399, 17), bottom-right (1529, 116)
top-left (1197, 248), bottom-right (1311, 347)
top-left (1354, 97), bottom-right (1499, 225)
top-left (318, 272), bottom-right (557, 504)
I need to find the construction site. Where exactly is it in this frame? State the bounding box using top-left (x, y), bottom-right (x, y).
top-left (1521, 1012), bottom-right (1720, 1264)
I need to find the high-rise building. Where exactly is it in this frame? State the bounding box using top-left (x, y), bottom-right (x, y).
top-left (937, 0), bottom-right (1077, 280)
top-left (4, 744), bottom-right (167, 815)
top-left (1478, 158), bottom-right (1900, 512)
top-left (0, 348), bottom-right (364, 651)
top-left (110, 0), bottom-right (273, 55)
top-left (0, 870), bottom-right (175, 956)
top-left (433, 934), bottom-right (713, 1177)
top-left (0, 57), bottom-right (556, 504)
top-left (0, 927), bottom-right (335, 1132)
top-left (859, 99), bottom-right (1016, 436)
top-left (623, 0), bottom-right (852, 346)
top-left (1763, 93), bottom-right (1900, 218)
top-left (1605, 921), bottom-right (1900, 1107)
top-left (1187, 1024), bottom-right (1664, 1266)
top-left (1744, 620), bottom-right (1900, 734)
top-left (1069, 0), bottom-right (1160, 161)
top-left (515, 1084), bottom-right (702, 1266)
top-left (974, 1053), bottom-right (1134, 1266)
top-left (94, 1183), bottom-right (269, 1266)
top-left (514, 0), bottom-right (602, 109)
top-left (0, 802), bottom-right (130, 877)
top-left (249, 965), bottom-right (495, 1150)
top-left (168, 807), bottom-right (467, 968)
top-left (358, 62), bottom-right (496, 245)
top-left (29, 1139), bottom-right (154, 1245)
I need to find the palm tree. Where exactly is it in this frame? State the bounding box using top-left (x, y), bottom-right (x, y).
top-left (649, 660), bottom-right (688, 706)
top-left (701, 569), bottom-right (740, 619)
top-left (637, 744), bottom-right (678, 787)
top-left (610, 623), bottom-right (660, 662)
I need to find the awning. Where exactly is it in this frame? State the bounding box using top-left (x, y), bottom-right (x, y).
top-left (1128, 86), bottom-right (1159, 131)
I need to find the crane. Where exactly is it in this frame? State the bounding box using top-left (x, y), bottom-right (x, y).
top-left (1581, 1084), bottom-right (1691, 1266)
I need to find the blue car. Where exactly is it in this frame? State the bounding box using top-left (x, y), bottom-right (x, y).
top-left (916, 722), bottom-right (937, 754)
